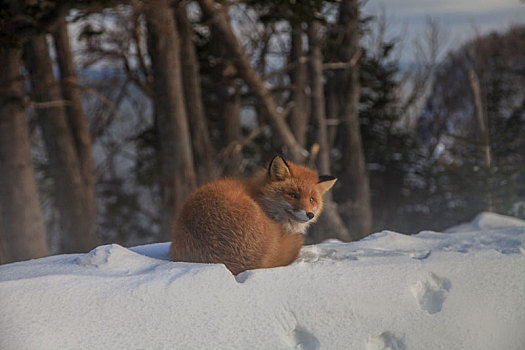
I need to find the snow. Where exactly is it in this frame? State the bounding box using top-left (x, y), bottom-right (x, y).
top-left (1, 213), bottom-right (525, 350)
top-left (445, 211), bottom-right (525, 233)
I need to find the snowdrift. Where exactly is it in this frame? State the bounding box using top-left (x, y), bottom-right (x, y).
top-left (1, 212), bottom-right (525, 349)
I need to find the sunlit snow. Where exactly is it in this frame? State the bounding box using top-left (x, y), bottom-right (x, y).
top-left (1, 212), bottom-right (524, 349)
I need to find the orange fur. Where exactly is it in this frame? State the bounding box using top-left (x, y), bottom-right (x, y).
top-left (169, 156), bottom-right (336, 274)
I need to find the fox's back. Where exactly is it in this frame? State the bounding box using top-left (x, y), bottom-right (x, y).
top-left (170, 178), bottom-right (272, 273)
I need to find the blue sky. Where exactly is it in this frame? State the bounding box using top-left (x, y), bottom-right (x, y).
top-left (362, 0), bottom-right (525, 62)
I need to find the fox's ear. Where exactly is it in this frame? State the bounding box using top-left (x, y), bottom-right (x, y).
top-left (268, 155), bottom-right (292, 181)
top-left (317, 175), bottom-right (337, 194)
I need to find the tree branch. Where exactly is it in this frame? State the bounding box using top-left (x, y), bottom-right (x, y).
top-left (197, 0), bottom-right (308, 162)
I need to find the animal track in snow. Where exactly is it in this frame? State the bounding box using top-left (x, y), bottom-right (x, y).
top-left (299, 246), bottom-right (337, 263)
top-left (299, 245), bottom-right (358, 263)
top-left (412, 272), bottom-right (451, 314)
top-left (366, 331), bottom-right (406, 350)
top-left (284, 325), bottom-right (320, 350)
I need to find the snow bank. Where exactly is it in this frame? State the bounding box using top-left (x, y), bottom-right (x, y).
top-left (445, 211), bottom-right (525, 233)
top-left (1, 213), bottom-right (525, 350)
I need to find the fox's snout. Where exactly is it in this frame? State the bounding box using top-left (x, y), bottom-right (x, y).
top-left (290, 209), bottom-right (316, 222)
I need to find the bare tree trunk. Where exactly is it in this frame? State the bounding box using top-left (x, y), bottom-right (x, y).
top-left (52, 17), bottom-right (97, 232)
top-left (469, 68), bottom-right (493, 211)
top-left (325, 74), bottom-right (340, 150)
top-left (174, 4), bottom-right (216, 184)
top-left (24, 33), bottom-right (98, 253)
top-left (208, 18), bottom-right (244, 176)
top-left (290, 24), bottom-right (309, 148)
top-left (0, 47), bottom-right (49, 263)
top-left (309, 22), bottom-right (330, 176)
top-left (307, 20), bottom-right (351, 243)
top-left (145, 0), bottom-right (197, 242)
top-left (220, 73), bottom-right (243, 176)
top-left (338, 0), bottom-right (372, 239)
top-left (197, 0), bottom-right (307, 162)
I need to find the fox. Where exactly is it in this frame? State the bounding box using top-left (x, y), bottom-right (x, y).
top-left (169, 155), bottom-right (337, 275)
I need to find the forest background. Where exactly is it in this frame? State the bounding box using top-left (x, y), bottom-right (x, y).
top-left (1, 0), bottom-right (524, 263)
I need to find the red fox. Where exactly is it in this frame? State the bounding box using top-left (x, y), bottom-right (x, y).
top-left (169, 155), bottom-right (336, 274)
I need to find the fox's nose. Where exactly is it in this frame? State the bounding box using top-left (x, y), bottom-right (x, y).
top-left (306, 212), bottom-right (314, 220)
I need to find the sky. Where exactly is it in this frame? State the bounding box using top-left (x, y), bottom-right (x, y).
top-left (362, 0), bottom-right (525, 62)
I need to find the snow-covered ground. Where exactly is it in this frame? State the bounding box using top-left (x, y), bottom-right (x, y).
top-left (1, 212), bottom-right (524, 350)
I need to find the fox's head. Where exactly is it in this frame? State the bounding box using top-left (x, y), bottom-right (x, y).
top-left (258, 155), bottom-right (337, 234)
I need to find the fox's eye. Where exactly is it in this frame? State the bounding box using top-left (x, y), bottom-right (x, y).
top-left (288, 192), bottom-right (298, 199)
top-left (310, 197), bottom-right (315, 203)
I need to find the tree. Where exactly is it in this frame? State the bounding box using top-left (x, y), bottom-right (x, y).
top-left (174, 3), bottom-right (217, 184)
top-left (307, 20), bottom-right (352, 242)
top-left (331, 0), bottom-right (372, 239)
top-left (145, 0), bottom-right (197, 241)
top-left (289, 22), bottom-right (310, 148)
top-left (0, 45), bottom-right (50, 262)
top-left (414, 25), bottom-right (525, 228)
top-left (215, 49), bottom-right (243, 176)
top-left (197, 0), bottom-right (308, 163)
top-left (24, 32), bottom-right (98, 253)
top-left (0, 0), bottom-right (73, 262)
top-left (358, 31), bottom-right (416, 232)
top-left (52, 15), bottom-right (97, 240)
